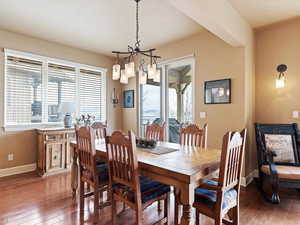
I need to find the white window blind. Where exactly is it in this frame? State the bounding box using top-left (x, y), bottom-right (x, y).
top-left (47, 63), bottom-right (76, 122)
top-left (79, 69), bottom-right (104, 121)
top-left (4, 49), bottom-right (107, 129)
top-left (5, 56), bottom-right (43, 125)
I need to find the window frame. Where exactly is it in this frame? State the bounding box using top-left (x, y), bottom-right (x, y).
top-left (3, 49), bottom-right (107, 131)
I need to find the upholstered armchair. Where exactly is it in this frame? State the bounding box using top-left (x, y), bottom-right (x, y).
top-left (255, 123), bottom-right (300, 204)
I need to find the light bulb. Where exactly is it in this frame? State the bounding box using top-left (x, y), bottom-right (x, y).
top-left (112, 64), bottom-right (121, 80)
top-left (139, 70), bottom-right (147, 85)
top-left (147, 64), bottom-right (157, 79)
top-left (276, 78), bottom-right (285, 88)
top-left (125, 62), bottom-right (135, 78)
top-left (120, 70), bottom-right (128, 84)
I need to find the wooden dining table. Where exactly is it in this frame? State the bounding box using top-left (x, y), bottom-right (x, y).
top-left (70, 141), bottom-right (221, 225)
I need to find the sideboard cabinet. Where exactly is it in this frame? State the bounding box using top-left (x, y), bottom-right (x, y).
top-left (37, 127), bottom-right (75, 176)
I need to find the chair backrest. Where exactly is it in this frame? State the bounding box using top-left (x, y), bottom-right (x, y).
top-left (145, 122), bottom-right (165, 141)
top-left (91, 122), bottom-right (107, 142)
top-left (179, 123), bottom-right (208, 148)
top-left (105, 130), bottom-right (141, 201)
top-left (218, 129), bottom-right (247, 191)
top-left (75, 126), bottom-right (97, 179)
top-left (255, 123), bottom-right (300, 166)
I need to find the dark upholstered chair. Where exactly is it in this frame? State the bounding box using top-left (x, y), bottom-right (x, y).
top-left (255, 123), bottom-right (300, 204)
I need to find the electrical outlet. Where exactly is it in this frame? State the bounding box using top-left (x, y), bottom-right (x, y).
top-left (292, 111), bottom-right (299, 119)
top-left (200, 112), bottom-right (206, 119)
top-left (8, 153), bottom-right (14, 161)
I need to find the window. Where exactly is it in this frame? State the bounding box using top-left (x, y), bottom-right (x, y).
top-left (4, 49), bottom-right (106, 129)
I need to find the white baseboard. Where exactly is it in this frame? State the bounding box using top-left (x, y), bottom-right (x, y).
top-left (241, 169), bottom-right (258, 187)
top-left (0, 163), bottom-right (36, 178)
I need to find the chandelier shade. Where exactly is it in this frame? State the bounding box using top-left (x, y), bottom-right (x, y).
top-left (112, 64), bottom-right (121, 80)
top-left (112, 0), bottom-right (161, 84)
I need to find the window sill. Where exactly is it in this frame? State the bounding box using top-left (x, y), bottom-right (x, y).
top-left (3, 123), bottom-right (64, 132)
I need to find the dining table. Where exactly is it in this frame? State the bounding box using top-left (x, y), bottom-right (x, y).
top-left (70, 140), bottom-right (221, 225)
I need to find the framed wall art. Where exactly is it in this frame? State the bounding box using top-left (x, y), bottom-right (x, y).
top-left (204, 79), bottom-right (231, 104)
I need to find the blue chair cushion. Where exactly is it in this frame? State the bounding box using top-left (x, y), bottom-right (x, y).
top-left (113, 176), bottom-right (170, 203)
top-left (194, 180), bottom-right (237, 210)
top-left (96, 163), bottom-right (109, 182)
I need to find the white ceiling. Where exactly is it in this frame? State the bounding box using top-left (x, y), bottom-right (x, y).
top-left (0, 0), bottom-right (203, 55)
top-left (229, 0), bottom-right (300, 28)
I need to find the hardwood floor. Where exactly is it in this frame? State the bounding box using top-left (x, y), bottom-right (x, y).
top-left (0, 172), bottom-right (300, 225)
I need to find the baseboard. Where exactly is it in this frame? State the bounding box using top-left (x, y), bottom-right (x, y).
top-left (241, 169), bottom-right (258, 187)
top-left (0, 163), bottom-right (37, 178)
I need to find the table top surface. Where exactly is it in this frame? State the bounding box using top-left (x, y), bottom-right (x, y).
top-left (71, 140), bottom-right (221, 180)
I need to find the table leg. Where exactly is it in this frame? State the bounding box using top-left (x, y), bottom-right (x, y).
top-left (71, 145), bottom-right (79, 199)
top-left (179, 184), bottom-right (195, 225)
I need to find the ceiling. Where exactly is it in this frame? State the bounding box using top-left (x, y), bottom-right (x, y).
top-left (229, 0), bottom-right (300, 28)
top-left (0, 0), bottom-right (203, 56)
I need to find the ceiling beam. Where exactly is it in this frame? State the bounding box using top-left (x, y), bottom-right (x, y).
top-left (166, 0), bottom-right (252, 47)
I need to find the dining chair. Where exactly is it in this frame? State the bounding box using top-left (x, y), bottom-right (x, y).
top-left (91, 121), bottom-right (107, 143)
top-left (145, 122), bottom-right (165, 141)
top-left (105, 130), bottom-right (171, 225)
top-left (179, 123), bottom-right (208, 148)
top-left (193, 129), bottom-right (247, 225)
top-left (175, 123), bottom-right (208, 224)
top-left (75, 126), bottom-right (110, 224)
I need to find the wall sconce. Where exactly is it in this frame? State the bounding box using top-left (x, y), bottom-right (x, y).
top-left (112, 88), bottom-right (119, 108)
top-left (276, 64), bottom-right (287, 88)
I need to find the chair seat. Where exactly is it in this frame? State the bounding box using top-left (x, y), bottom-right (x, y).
top-left (113, 176), bottom-right (170, 203)
top-left (194, 180), bottom-right (237, 211)
top-left (261, 165), bottom-right (300, 180)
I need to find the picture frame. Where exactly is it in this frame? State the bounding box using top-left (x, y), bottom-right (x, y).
top-left (204, 79), bottom-right (231, 104)
top-left (123, 90), bottom-right (134, 108)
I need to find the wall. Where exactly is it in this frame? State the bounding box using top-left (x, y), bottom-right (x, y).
top-left (0, 29), bottom-right (122, 169)
top-left (122, 30), bottom-right (245, 149)
top-left (256, 19), bottom-right (300, 126)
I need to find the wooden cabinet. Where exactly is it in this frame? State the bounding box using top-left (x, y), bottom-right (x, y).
top-left (37, 127), bottom-right (75, 177)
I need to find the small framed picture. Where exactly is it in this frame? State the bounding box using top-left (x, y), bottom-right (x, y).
top-left (123, 90), bottom-right (134, 108)
top-left (204, 79), bottom-right (231, 104)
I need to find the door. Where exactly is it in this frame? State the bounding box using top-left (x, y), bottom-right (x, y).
top-left (139, 56), bottom-right (195, 143)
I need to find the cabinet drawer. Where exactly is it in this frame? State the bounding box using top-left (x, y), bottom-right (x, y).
top-left (45, 134), bottom-right (65, 141)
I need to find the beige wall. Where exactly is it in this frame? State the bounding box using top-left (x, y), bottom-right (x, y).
top-left (122, 31), bottom-right (246, 150)
top-left (0, 29), bottom-right (122, 169)
top-left (256, 19), bottom-right (300, 126)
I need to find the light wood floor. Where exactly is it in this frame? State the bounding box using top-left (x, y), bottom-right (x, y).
top-left (0, 172), bottom-right (300, 225)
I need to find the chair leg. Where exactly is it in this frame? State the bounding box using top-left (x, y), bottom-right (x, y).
top-left (158, 200), bottom-right (162, 212)
top-left (174, 189), bottom-right (180, 225)
top-left (195, 209), bottom-right (200, 225)
top-left (136, 209), bottom-right (143, 225)
top-left (232, 205), bottom-right (239, 225)
top-left (271, 176), bottom-right (280, 204)
top-left (164, 194), bottom-right (170, 225)
top-left (79, 180), bottom-right (85, 224)
top-left (111, 199), bottom-right (117, 225)
top-left (93, 188), bottom-right (99, 224)
top-left (215, 216), bottom-right (222, 225)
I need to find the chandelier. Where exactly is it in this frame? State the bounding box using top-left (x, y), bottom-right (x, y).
top-left (112, 0), bottom-right (161, 84)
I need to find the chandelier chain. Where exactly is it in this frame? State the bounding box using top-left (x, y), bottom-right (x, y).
top-left (135, 0), bottom-right (140, 49)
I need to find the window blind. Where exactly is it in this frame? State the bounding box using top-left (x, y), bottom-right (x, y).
top-left (79, 69), bottom-right (103, 121)
top-left (47, 63), bottom-right (76, 122)
top-left (5, 56), bottom-right (43, 125)
top-left (4, 50), bottom-right (106, 128)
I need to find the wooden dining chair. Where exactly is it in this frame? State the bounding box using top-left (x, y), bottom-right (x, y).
top-left (105, 130), bottom-right (171, 225)
top-left (179, 123), bottom-right (208, 148)
top-left (145, 122), bottom-right (165, 141)
top-left (193, 129), bottom-right (247, 225)
top-left (175, 123), bottom-right (208, 224)
top-left (75, 126), bottom-right (110, 224)
top-left (91, 121), bottom-right (107, 142)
